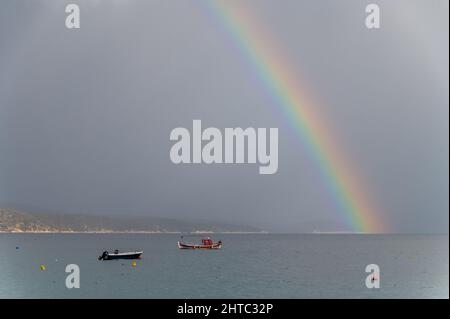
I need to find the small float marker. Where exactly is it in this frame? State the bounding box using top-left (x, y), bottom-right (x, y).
top-left (40, 265), bottom-right (46, 271)
top-left (131, 261), bottom-right (137, 268)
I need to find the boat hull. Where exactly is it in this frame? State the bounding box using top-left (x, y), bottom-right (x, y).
top-left (177, 241), bottom-right (222, 250)
top-left (99, 251), bottom-right (143, 260)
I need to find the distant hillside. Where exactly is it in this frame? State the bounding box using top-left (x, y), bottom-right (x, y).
top-left (0, 208), bottom-right (262, 233)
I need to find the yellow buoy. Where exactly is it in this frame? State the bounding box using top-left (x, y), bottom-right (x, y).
top-left (40, 265), bottom-right (46, 271)
top-left (131, 261), bottom-right (137, 268)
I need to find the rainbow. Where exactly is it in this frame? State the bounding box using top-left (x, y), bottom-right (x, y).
top-left (204, 0), bottom-right (386, 233)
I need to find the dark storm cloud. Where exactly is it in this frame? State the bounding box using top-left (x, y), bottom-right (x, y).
top-left (0, 0), bottom-right (448, 232)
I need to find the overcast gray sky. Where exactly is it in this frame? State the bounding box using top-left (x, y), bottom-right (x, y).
top-left (0, 0), bottom-right (448, 233)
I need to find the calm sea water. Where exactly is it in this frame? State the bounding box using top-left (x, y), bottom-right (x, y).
top-left (0, 234), bottom-right (447, 298)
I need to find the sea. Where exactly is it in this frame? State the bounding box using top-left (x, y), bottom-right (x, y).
top-left (0, 233), bottom-right (448, 298)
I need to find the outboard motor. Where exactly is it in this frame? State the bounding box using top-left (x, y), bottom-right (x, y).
top-left (99, 251), bottom-right (109, 260)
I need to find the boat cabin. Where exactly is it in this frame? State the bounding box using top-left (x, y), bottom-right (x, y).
top-left (201, 238), bottom-right (213, 246)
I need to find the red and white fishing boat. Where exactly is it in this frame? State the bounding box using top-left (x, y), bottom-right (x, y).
top-left (177, 236), bottom-right (222, 250)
